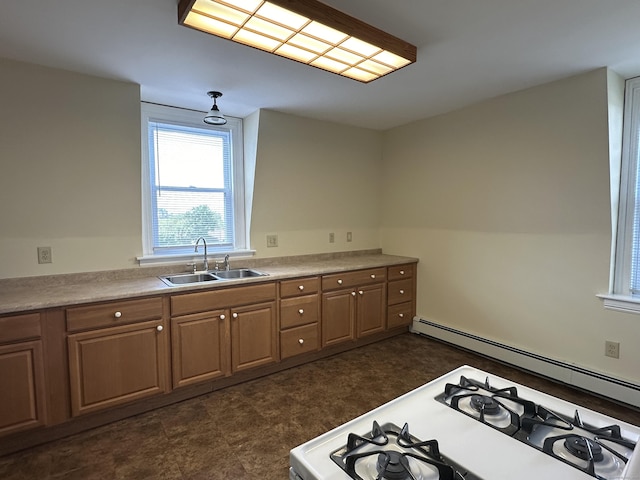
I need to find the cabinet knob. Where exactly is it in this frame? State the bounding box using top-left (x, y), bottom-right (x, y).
top-left (400, 270), bottom-right (405, 275)
top-left (370, 274), bottom-right (376, 279)
top-left (298, 338), bottom-right (304, 345)
top-left (399, 290), bottom-right (405, 295)
top-left (156, 325), bottom-right (163, 332)
top-left (337, 279), bottom-right (343, 285)
top-left (298, 285), bottom-right (304, 291)
top-left (358, 290), bottom-right (364, 295)
top-left (298, 309), bottom-right (304, 315)
top-left (399, 313), bottom-right (404, 318)
top-left (220, 314), bottom-right (225, 320)
top-left (232, 312), bottom-right (238, 319)
top-left (114, 311), bottom-right (122, 318)
top-left (351, 291), bottom-right (356, 296)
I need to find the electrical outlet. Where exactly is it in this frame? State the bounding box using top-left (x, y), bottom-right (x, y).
top-left (37, 246), bottom-right (52, 264)
top-left (605, 340), bottom-right (620, 359)
top-left (347, 231), bottom-right (352, 242)
top-left (329, 232), bottom-right (335, 243)
top-left (266, 234), bottom-right (278, 248)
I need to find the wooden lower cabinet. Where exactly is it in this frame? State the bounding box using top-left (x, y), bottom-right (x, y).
top-left (231, 301), bottom-right (277, 372)
top-left (356, 283), bottom-right (386, 337)
top-left (67, 319), bottom-right (168, 416)
top-left (0, 340), bottom-right (47, 436)
top-left (171, 311), bottom-right (230, 389)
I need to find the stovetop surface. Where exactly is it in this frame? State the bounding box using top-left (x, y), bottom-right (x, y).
top-left (289, 365), bottom-right (640, 480)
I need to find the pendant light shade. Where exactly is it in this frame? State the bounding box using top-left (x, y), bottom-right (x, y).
top-left (204, 91), bottom-right (227, 125)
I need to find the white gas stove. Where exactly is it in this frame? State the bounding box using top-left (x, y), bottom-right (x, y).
top-left (289, 365), bottom-right (639, 480)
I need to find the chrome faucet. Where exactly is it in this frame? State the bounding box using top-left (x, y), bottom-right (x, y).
top-left (223, 254), bottom-right (230, 271)
top-left (194, 237), bottom-right (208, 271)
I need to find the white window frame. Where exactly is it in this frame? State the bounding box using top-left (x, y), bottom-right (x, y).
top-left (138, 102), bottom-right (248, 265)
top-left (601, 77), bottom-right (640, 313)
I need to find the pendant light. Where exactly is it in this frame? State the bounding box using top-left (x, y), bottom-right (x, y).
top-left (204, 91), bottom-right (227, 125)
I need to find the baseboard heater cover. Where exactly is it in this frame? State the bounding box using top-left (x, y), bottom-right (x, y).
top-left (411, 317), bottom-right (640, 409)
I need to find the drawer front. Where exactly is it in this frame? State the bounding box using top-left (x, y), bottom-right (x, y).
top-left (171, 282), bottom-right (276, 317)
top-left (66, 297), bottom-right (163, 332)
top-left (387, 302), bottom-right (413, 329)
top-left (0, 313), bottom-right (42, 344)
top-left (280, 323), bottom-right (319, 359)
top-left (321, 268), bottom-right (386, 291)
top-left (280, 294), bottom-right (319, 329)
top-left (388, 264), bottom-right (415, 281)
top-left (280, 277), bottom-right (320, 298)
top-left (387, 278), bottom-right (414, 306)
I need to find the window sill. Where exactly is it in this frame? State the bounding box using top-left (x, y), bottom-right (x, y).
top-left (597, 293), bottom-right (640, 314)
top-left (137, 250), bottom-right (255, 267)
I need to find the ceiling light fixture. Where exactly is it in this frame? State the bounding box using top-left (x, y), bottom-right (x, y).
top-left (178, 0), bottom-right (417, 83)
top-left (203, 90), bottom-right (227, 125)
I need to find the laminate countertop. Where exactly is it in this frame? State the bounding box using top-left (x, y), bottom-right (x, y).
top-left (0, 251), bottom-right (418, 315)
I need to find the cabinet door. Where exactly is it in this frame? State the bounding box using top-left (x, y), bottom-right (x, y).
top-left (231, 302), bottom-right (277, 373)
top-left (171, 311), bottom-right (231, 389)
top-left (68, 320), bottom-right (167, 416)
top-left (322, 289), bottom-right (355, 347)
top-left (356, 283), bottom-right (386, 338)
top-left (0, 341), bottom-right (47, 436)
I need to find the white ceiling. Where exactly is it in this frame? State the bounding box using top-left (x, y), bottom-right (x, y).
top-left (2, 0), bottom-right (640, 130)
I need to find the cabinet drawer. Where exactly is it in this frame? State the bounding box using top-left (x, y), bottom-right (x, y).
top-left (388, 264), bottom-right (414, 281)
top-left (387, 278), bottom-right (414, 305)
top-left (280, 323), bottom-right (319, 359)
top-left (280, 294), bottom-right (319, 329)
top-left (280, 277), bottom-right (320, 298)
top-left (387, 302), bottom-right (413, 329)
top-left (0, 313), bottom-right (42, 344)
top-left (171, 283), bottom-right (276, 317)
top-left (321, 268), bottom-right (386, 291)
top-left (66, 297), bottom-right (163, 332)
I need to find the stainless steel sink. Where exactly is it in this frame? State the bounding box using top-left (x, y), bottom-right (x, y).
top-left (159, 272), bottom-right (218, 287)
top-left (213, 268), bottom-right (268, 280)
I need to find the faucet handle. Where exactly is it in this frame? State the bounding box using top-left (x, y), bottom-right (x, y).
top-left (186, 263), bottom-right (197, 273)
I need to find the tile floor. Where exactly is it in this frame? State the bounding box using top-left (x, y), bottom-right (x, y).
top-left (1, 333), bottom-right (639, 479)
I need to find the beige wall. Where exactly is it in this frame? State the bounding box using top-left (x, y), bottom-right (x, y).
top-left (0, 58), bottom-right (142, 278)
top-left (250, 109), bottom-right (382, 256)
top-left (380, 68), bottom-right (640, 384)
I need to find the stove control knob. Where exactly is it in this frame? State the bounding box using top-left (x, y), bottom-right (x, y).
top-left (114, 311), bottom-right (122, 318)
top-left (156, 325), bottom-right (163, 332)
top-left (337, 279), bottom-right (343, 285)
top-left (298, 309), bottom-right (304, 315)
top-left (298, 285), bottom-right (304, 291)
top-left (298, 338), bottom-right (304, 345)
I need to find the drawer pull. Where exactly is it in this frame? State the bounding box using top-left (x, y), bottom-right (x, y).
top-left (358, 290), bottom-right (364, 295)
top-left (298, 285), bottom-right (304, 291)
top-left (400, 270), bottom-right (405, 275)
top-left (398, 313), bottom-right (404, 318)
top-left (298, 338), bottom-right (304, 345)
top-left (114, 311), bottom-right (122, 318)
top-left (232, 312), bottom-right (238, 319)
top-left (298, 309), bottom-right (304, 315)
top-left (399, 290), bottom-right (405, 295)
top-left (220, 314), bottom-right (225, 320)
top-left (156, 325), bottom-right (163, 332)
top-left (337, 279), bottom-right (343, 285)
top-left (370, 274), bottom-right (376, 279)
top-left (351, 291), bottom-right (356, 296)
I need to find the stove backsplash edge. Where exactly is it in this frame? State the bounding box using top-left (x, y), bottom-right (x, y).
top-left (411, 317), bottom-right (640, 409)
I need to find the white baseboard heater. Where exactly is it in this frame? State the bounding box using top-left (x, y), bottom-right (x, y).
top-left (411, 317), bottom-right (640, 409)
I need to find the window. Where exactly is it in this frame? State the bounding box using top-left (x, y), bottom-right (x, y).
top-left (140, 103), bottom-right (246, 262)
top-left (608, 77), bottom-right (640, 310)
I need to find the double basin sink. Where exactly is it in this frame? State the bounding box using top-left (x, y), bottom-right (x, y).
top-left (159, 268), bottom-right (268, 287)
